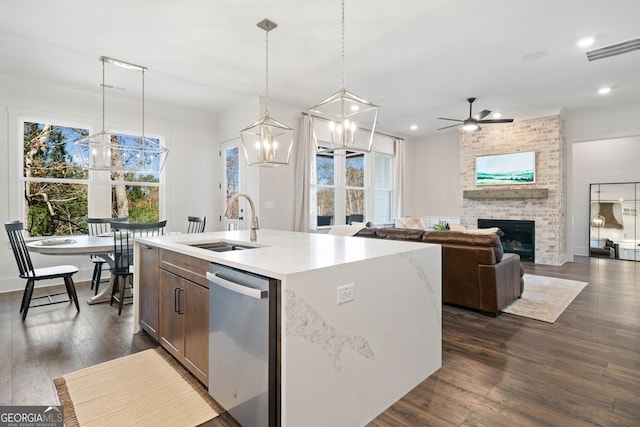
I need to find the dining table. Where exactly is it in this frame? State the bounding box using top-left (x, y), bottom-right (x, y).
top-left (26, 234), bottom-right (116, 305)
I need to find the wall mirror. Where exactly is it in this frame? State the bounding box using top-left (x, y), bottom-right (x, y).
top-left (589, 183), bottom-right (639, 261)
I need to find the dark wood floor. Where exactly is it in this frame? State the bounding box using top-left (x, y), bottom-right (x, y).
top-left (1, 256), bottom-right (639, 426)
top-left (369, 256), bottom-right (640, 426)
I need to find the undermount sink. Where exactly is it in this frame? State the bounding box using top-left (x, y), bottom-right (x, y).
top-left (191, 241), bottom-right (256, 252)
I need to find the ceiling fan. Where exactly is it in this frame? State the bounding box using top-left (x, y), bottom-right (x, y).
top-left (437, 97), bottom-right (513, 131)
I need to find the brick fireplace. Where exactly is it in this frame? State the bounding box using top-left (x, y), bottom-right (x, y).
top-left (459, 116), bottom-right (567, 265)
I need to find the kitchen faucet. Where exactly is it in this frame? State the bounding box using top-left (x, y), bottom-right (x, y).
top-left (224, 192), bottom-right (259, 241)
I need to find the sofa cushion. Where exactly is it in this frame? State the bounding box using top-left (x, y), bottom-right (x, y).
top-left (448, 223), bottom-right (466, 232)
top-left (422, 230), bottom-right (504, 262)
top-left (395, 217), bottom-right (426, 230)
top-left (375, 227), bottom-right (424, 241)
top-left (354, 227), bottom-right (377, 238)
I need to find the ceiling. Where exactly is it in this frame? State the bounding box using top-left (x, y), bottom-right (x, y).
top-left (1, 0), bottom-right (639, 138)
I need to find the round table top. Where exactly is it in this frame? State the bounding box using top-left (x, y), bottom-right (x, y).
top-left (26, 235), bottom-right (114, 256)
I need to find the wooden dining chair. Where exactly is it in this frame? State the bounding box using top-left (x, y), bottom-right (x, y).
top-left (4, 220), bottom-right (80, 321)
top-left (187, 216), bottom-right (206, 233)
top-left (109, 220), bottom-right (166, 315)
top-left (85, 216), bottom-right (128, 295)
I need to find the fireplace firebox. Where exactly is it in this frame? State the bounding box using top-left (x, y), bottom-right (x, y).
top-left (478, 219), bottom-right (535, 262)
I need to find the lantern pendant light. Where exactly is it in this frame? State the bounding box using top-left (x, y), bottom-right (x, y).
top-left (240, 19), bottom-right (295, 167)
top-left (307, 0), bottom-right (379, 153)
top-left (75, 56), bottom-right (168, 172)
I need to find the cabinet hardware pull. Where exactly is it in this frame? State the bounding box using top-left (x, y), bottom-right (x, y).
top-left (174, 287), bottom-right (179, 313)
top-left (178, 288), bottom-right (184, 314)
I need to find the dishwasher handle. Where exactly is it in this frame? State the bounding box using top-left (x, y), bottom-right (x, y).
top-left (206, 271), bottom-right (268, 300)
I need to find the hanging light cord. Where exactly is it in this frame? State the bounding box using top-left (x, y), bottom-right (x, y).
top-left (101, 58), bottom-right (106, 133)
top-left (265, 26), bottom-right (270, 116)
top-left (341, 0), bottom-right (346, 89)
top-left (142, 67), bottom-right (145, 144)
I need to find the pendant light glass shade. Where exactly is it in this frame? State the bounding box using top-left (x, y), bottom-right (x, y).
top-left (75, 56), bottom-right (168, 172)
top-left (240, 19), bottom-right (294, 167)
top-left (307, 0), bottom-right (379, 153)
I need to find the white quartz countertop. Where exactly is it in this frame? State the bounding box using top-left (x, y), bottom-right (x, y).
top-left (136, 229), bottom-right (437, 279)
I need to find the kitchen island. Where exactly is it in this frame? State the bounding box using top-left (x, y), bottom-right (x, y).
top-left (134, 229), bottom-right (441, 427)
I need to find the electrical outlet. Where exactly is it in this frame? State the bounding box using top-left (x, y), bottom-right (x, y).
top-left (337, 283), bottom-right (355, 304)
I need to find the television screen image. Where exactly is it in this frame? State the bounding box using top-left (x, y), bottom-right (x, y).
top-left (476, 151), bottom-right (536, 186)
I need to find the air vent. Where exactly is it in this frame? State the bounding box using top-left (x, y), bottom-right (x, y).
top-left (586, 37), bottom-right (640, 61)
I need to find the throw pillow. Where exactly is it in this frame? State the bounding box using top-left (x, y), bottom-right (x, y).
top-left (466, 227), bottom-right (505, 237)
top-left (395, 217), bottom-right (426, 230)
top-left (448, 223), bottom-right (467, 232)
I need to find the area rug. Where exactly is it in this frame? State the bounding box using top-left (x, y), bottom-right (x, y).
top-left (501, 274), bottom-right (588, 323)
top-left (54, 347), bottom-right (223, 427)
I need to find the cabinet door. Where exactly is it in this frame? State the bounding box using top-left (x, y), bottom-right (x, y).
top-left (158, 269), bottom-right (185, 359)
top-left (138, 245), bottom-right (159, 339)
top-left (183, 281), bottom-right (209, 384)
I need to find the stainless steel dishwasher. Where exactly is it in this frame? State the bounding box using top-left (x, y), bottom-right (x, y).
top-left (206, 263), bottom-right (277, 427)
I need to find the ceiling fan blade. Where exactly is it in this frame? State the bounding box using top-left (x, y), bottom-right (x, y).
top-left (437, 123), bottom-right (461, 130)
top-left (473, 109), bottom-right (491, 120)
top-left (437, 117), bottom-right (464, 122)
top-left (478, 118), bottom-right (514, 124)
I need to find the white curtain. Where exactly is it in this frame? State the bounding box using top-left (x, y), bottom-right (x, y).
top-left (394, 138), bottom-right (405, 219)
top-left (294, 115), bottom-right (312, 231)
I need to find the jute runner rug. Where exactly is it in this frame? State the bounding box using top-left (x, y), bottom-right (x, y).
top-left (501, 274), bottom-right (588, 323)
top-left (54, 347), bottom-right (223, 427)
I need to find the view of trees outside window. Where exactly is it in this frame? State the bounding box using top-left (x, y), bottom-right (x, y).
top-left (110, 134), bottom-right (161, 222)
top-left (22, 121), bottom-right (164, 236)
top-left (224, 146), bottom-right (240, 218)
top-left (23, 122), bottom-right (89, 236)
top-left (345, 154), bottom-right (365, 221)
top-left (316, 153), bottom-right (336, 225)
top-left (312, 149), bottom-right (394, 227)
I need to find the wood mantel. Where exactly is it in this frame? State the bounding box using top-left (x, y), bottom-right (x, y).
top-left (463, 188), bottom-right (549, 200)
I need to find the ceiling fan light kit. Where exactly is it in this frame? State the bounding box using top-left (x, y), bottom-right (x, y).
top-left (437, 97), bottom-right (514, 131)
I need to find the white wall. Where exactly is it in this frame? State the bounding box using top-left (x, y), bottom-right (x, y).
top-left (216, 96), bottom-right (301, 232)
top-left (404, 130), bottom-right (460, 217)
top-left (571, 136), bottom-right (640, 255)
top-left (563, 104), bottom-right (640, 257)
top-left (0, 75), bottom-right (218, 292)
top-left (405, 104), bottom-right (640, 260)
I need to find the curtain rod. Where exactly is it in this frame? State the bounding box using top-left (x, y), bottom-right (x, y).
top-left (301, 111), bottom-right (404, 141)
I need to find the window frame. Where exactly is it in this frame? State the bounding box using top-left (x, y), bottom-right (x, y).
top-left (10, 107), bottom-right (166, 236)
top-left (311, 146), bottom-right (395, 229)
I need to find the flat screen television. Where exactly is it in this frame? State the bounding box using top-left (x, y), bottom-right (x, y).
top-left (476, 151), bottom-right (536, 186)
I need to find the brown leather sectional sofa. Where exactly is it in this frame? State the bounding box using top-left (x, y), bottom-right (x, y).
top-left (354, 227), bottom-right (524, 316)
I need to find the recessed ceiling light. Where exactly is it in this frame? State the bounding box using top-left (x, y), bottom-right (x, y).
top-left (350, 105), bottom-right (360, 111)
top-left (410, 124), bottom-right (418, 131)
top-left (492, 112), bottom-right (502, 119)
top-left (577, 37), bottom-right (595, 48)
top-left (598, 87), bottom-right (611, 95)
top-left (522, 51), bottom-right (547, 61)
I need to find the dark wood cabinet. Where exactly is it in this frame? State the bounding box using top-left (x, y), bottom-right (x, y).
top-left (157, 249), bottom-right (210, 384)
top-left (138, 244), bottom-right (159, 340)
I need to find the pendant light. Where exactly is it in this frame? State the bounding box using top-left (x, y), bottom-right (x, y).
top-left (240, 19), bottom-right (295, 167)
top-left (307, 0), bottom-right (379, 153)
top-left (75, 56), bottom-right (168, 172)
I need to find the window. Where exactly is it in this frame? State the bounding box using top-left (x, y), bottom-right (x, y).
top-left (110, 133), bottom-right (162, 222)
top-left (373, 153), bottom-right (394, 224)
top-left (20, 118), bottom-right (165, 236)
top-left (22, 121), bottom-right (89, 236)
top-left (311, 146), bottom-right (395, 227)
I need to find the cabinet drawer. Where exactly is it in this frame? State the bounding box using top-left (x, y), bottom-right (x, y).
top-left (160, 249), bottom-right (210, 287)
